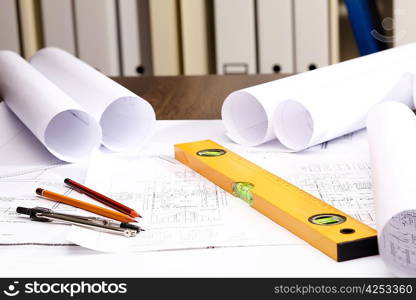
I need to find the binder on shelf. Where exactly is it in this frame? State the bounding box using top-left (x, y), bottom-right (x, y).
top-left (344, 0), bottom-right (386, 56)
top-left (329, 0), bottom-right (340, 64)
top-left (136, 0), bottom-right (153, 76)
top-left (293, 0), bottom-right (330, 72)
top-left (117, 0), bottom-right (152, 76)
top-left (40, 0), bottom-right (76, 55)
top-left (256, 0), bottom-right (294, 74)
top-left (74, 0), bottom-right (120, 76)
top-left (214, 0), bottom-right (257, 74)
top-left (18, 0), bottom-right (43, 58)
top-left (0, 0), bottom-right (21, 53)
top-left (393, 0), bottom-right (416, 46)
top-left (149, 0), bottom-right (181, 75)
top-left (179, 0), bottom-right (211, 75)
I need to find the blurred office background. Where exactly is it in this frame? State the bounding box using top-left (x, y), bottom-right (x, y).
top-left (0, 0), bottom-right (413, 77)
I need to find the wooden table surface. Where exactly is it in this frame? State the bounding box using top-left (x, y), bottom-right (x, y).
top-left (113, 74), bottom-right (287, 119)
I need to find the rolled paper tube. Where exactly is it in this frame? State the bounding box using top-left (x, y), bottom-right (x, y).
top-left (222, 43), bottom-right (416, 150)
top-left (367, 101), bottom-right (416, 277)
top-left (0, 51), bottom-right (101, 162)
top-left (30, 47), bottom-right (156, 152)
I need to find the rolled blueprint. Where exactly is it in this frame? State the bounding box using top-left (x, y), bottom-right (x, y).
top-left (222, 43), bottom-right (416, 149)
top-left (0, 51), bottom-right (102, 162)
top-left (367, 102), bottom-right (416, 277)
top-left (30, 48), bottom-right (156, 152)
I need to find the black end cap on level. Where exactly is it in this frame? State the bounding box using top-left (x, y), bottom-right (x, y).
top-left (337, 236), bottom-right (379, 262)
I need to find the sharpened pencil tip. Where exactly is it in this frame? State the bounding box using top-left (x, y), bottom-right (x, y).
top-left (35, 188), bottom-right (44, 196)
top-left (130, 210), bottom-right (141, 218)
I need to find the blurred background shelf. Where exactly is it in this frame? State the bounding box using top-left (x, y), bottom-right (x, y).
top-left (0, 0), bottom-right (409, 77)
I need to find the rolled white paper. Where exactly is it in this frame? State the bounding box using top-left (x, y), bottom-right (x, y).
top-left (367, 101), bottom-right (416, 277)
top-left (0, 51), bottom-right (102, 162)
top-left (222, 43), bottom-right (416, 150)
top-left (30, 47), bottom-right (156, 152)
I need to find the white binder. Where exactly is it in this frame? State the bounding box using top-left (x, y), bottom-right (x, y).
top-left (214, 0), bottom-right (256, 74)
top-left (74, 0), bottom-right (120, 76)
top-left (117, 0), bottom-right (152, 76)
top-left (257, 0), bottom-right (294, 74)
top-left (294, 0), bottom-right (330, 72)
top-left (149, 0), bottom-right (181, 75)
top-left (41, 0), bottom-right (76, 55)
top-left (0, 0), bottom-right (20, 53)
top-left (180, 0), bottom-right (211, 75)
top-left (394, 0), bottom-right (416, 46)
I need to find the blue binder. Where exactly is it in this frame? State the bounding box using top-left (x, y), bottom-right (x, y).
top-left (344, 0), bottom-right (387, 56)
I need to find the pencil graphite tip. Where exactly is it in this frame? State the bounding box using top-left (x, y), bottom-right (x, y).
top-left (35, 188), bottom-right (44, 196)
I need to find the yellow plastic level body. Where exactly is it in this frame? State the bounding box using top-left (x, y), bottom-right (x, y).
top-left (174, 140), bottom-right (378, 262)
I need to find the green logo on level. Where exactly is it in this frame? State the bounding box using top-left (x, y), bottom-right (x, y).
top-left (232, 182), bottom-right (255, 205)
top-left (196, 149), bottom-right (226, 157)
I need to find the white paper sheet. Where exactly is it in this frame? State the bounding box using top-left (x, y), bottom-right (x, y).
top-left (30, 47), bottom-right (156, 152)
top-left (367, 102), bottom-right (416, 277)
top-left (0, 163), bottom-right (89, 246)
top-left (222, 43), bottom-right (416, 150)
top-left (0, 103), bottom-right (59, 166)
top-left (0, 51), bottom-right (102, 162)
top-left (67, 154), bottom-right (300, 252)
top-left (0, 119), bottom-right (389, 276)
top-left (67, 134), bottom-right (375, 253)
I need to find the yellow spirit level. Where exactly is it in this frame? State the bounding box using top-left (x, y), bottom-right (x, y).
top-left (174, 140), bottom-right (378, 262)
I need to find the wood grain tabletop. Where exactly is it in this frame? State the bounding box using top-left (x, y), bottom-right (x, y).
top-left (113, 74), bottom-right (288, 120)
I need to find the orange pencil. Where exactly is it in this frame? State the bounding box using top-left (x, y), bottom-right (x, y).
top-left (36, 188), bottom-right (137, 223)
